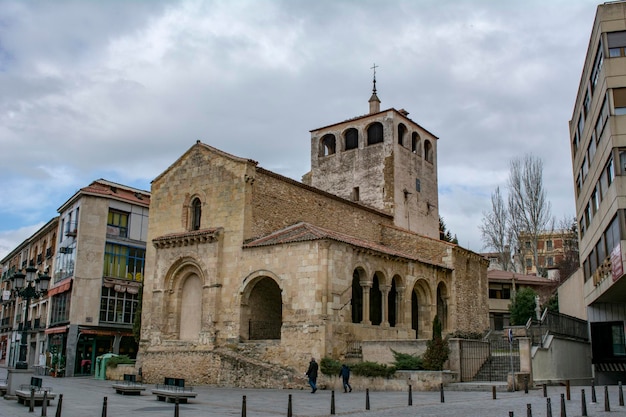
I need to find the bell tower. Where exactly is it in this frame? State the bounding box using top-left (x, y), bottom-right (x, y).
top-left (306, 69), bottom-right (440, 239)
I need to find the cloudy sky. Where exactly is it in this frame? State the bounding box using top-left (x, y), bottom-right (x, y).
top-left (0, 0), bottom-right (600, 259)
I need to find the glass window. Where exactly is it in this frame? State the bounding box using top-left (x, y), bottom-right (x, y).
top-left (191, 198), bottom-right (201, 231)
top-left (608, 156), bottom-right (615, 186)
top-left (590, 43), bottom-right (603, 91)
top-left (107, 210), bottom-right (128, 238)
top-left (614, 88), bottom-right (626, 115)
top-left (103, 244), bottom-right (145, 281)
top-left (547, 257), bottom-right (554, 267)
top-left (99, 287), bottom-right (139, 324)
top-left (546, 240), bottom-right (553, 251)
top-left (608, 31), bottom-right (626, 58)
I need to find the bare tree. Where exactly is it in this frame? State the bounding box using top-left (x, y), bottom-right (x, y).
top-left (508, 154), bottom-right (552, 275)
top-left (480, 187), bottom-right (513, 271)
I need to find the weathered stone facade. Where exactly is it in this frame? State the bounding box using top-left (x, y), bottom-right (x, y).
top-left (139, 97), bottom-right (489, 387)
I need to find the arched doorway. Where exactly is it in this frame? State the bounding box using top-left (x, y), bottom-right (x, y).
top-left (351, 269), bottom-right (364, 323)
top-left (411, 279), bottom-right (431, 339)
top-left (241, 276), bottom-right (282, 340)
top-left (180, 274), bottom-right (202, 340)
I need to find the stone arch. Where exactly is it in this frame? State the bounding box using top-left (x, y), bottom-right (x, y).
top-left (411, 279), bottom-right (432, 339)
top-left (182, 192), bottom-right (208, 230)
top-left (162, 257), bottom-right (206, 339)
top-left (388, 274), bottom-right (403, 327)
top-left (397, 123), bottom-right (407, 146)
top-left (370, 271), bottom-right (385, 325)
top-left (437, 281), bottom-right (448, 332)
top-left (240, 272), bottom-right (282, 340)
top-left (320, 134), bottom-right (336, 156)
top-left (367, 122), bottom-right (384, 145)
top-left (424, 139), bottom-right (434, 163)
top-left (412, 132), bottom-right (421, 155)
top-left (344, 128), bottom-right (359, 151)
top-left (351, 267), bottom-right (367, 323)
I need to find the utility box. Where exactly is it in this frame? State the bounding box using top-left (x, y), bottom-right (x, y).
top-left (94, 353), bottom-right (118, 380)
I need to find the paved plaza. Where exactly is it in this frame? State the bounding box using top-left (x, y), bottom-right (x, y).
top-left (2, 368), bottom-right (626, 417)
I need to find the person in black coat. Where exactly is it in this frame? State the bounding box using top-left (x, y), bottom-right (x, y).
top-left (305, 357), bottom-right (318, 393)
top-left (339, 364), bottom-right (352, 393)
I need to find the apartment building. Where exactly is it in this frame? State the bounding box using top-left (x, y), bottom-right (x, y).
top-left (568, 0), bottom-right (626, 384)
top-left (0, 179), bottom-right (149, 377)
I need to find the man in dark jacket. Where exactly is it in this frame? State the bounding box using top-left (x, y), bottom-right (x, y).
top-left (339, 364), bottom-right (352, 393)
top-left (306, 357), bottom-right (318, 393)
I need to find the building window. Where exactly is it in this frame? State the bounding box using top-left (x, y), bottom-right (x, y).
top-left (546, 257), bottom-right (554, 267)
top-left (191, 198), bottom-right (201, 231)
top-left (99, 287), bottom-right (139, 324)
top-left (366, 122), bottom-right (384, 145)
top-left (525, 241), bottom-right (531, 249)
top-left (397, 124), bottom-right (406, 146)
top-left (424, 140), bottom-right (433, 163)
top-left (614, 88), bottom-right (626, 115)
top-left (591, 189), bottom-right (599, 214)
top-left (591, 321), bottom-right (626, 362)
top-left (608, 31), bottom-right (626, 57)
top-left (344, 128), bottom-right (358, 151)
top-left (546, 240), bottom-right (553, 251)
top-left (578, 114), bottom-right (585, 138)
top-left (588, 137), bottom-right (597, 163)
top-left (103, 244), bottom-right (145, 281)
top-left (590, 42), bottom-right (603, 92)
top-left (107, 210), bottom-right (128, 238)
top-left (583, 90), bottom-right (591, 116)
top-left (412, 132), bottom-right (421, 154)
top-left (415, 179), bottom-right (421, 192)
top-left (489, 284), bottom-right (511, 299)
top-left (525, 258), bottom-right (532, 268)
top-left (607, 156), bottom-right (615, 186)
top-left (320, 134), bottom-right (336, 156)
top-left (50, 292), bottom-right (71, 325)
top-left (352, 187), bottom-right (359, 202)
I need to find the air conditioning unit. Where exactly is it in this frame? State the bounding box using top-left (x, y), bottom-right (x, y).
top-left (59, 247), bottom-right (73, 254)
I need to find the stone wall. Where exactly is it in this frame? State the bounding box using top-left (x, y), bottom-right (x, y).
top-left (361, 340), bottom-right (428, 365)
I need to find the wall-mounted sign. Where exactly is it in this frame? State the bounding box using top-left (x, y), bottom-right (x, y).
top-left (611, 243), bottom-right (623, 282)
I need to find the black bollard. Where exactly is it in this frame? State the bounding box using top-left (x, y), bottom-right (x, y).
top-left (408, 384), bottom-right (413, 406)
top-left (523, 377), bottom-right (528, 394)
top-left (526, 403), bottom-right (532, 417)
top-left (242, 395), bottom-right (246, 417)
top-left (492, 385), bottom-right (496, 400)
top-left (174, 398), bottom-right (179, 417)
top-left (546, 398), bottom-right (552, 417)
top-left (543, 384), bottom-right (547, 398)
top-left (560, 393), bottom-right (567, 417)
top-left (440, 383), bottom-right (445, 403)
top-left (287, 394), bottom-right (292, 417)
top-left (566, 380), bottom-right (570, 401)
top-left (41, 391), bottom-right (48, 417)
top-left (331, 390), bottom-right (335, 415)
top-left (54, 394), bottom-right (63, 417)
top-left (101, 397), bottom-right (107, 417)
top-left (30, 388), bottom-right (35, 413)
top-left (365, 388), bottom-right (370, 410)
top-left (581, 389), bottom-right (587, 417)
top-left (509, 412), bottom-right (514, 417)
top-left (620, 381), bottom-right (624, 406)
top-left (605, 385), bottom-right (611, 412)
top-left (591, 381), bottom-right (597, 403)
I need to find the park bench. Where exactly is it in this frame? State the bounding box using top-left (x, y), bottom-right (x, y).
top-left (112, 373), bottom-right (145, 395)
top-left (151, 377), bottom-right (197, 403)
top-left (15, 377), bottom-right (56, 406)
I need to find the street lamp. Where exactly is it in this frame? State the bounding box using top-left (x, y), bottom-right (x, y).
top-left (10, 264), bottom-right (50, 369)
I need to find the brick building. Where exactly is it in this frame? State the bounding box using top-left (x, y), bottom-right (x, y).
top-left (139, 87), bottom-right (490, 386)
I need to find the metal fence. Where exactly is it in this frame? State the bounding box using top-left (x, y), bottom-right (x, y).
top-left (527, 310), bottom-right (589, 346)
top-left (459, 338), bottom-right (519, 382)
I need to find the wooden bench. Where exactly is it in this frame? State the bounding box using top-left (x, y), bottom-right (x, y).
top-left (112, 374), bottom-right (145, 395)
top-left (151, 377), bottom-right (197, 403)
top-left (15, 377), bottom-right (56, 406)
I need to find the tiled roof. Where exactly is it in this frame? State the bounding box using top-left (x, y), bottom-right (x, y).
top-left (80, 179), bottom-right (150, 206)
top-left (488, 269), bottom-right (555, 286)
top-left (244, 222), bottom-right (448, 268)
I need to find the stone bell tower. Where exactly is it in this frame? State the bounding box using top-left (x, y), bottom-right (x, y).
top-left (305, 68), bottom-right (440, 239)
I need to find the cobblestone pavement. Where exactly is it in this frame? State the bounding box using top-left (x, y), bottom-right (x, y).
top-left (2, 368), bottom-right (626, 417)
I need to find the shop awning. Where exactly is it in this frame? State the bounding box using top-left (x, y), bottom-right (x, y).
top-left (45, 325), bottom-right (69, 335)
top-left (47, 280), bottom-right (72, 297)
top-left (79, 328), bottom-right (133, 337)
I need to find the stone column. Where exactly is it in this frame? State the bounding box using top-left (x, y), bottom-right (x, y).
top-left (362, 282), bottom-right (372, 325)
top-left (380, 285), bottom-right (390, 327)
top-left (396, 286), bottom-right (405, 326)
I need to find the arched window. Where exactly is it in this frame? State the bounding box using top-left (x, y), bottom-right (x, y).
top-left (411, 132), bottom-right (421, 154)
top-left (424, 140), bottom-right (433, 163)
top-left (351, 269), bottom-right (363, 323)
top-left (370, 272), bottom-right (383, 325)
top-left (398, 123), bottom-right (407, 146)
top-left (345, 128), bottom-right (359, 151)
top-left (367, 122), bottom-right (384, 145)
top-left (320, 134), bottom-right (336, 156)
top-left (191, 198), bottom-right (202, 231)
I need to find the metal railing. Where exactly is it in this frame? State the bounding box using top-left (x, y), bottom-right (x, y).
top-left (527, 309), bottom-right (589, 346)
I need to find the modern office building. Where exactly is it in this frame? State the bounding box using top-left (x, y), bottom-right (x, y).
top-left (569, 0), bottom-right (626, 384)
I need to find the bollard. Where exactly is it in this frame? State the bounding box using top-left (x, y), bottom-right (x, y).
top-left (492, 385), bottom-right (496, 400)
top-left (366, 388), bottom-right (370, 411)
top-left (330, 390), bottom-right (335, 415)
top-left (542, 384), bottom-right (547, 397)
top-left (605, 385), bottom-right (611, 412)
top-left (560, 393), bottom-right (567, 417)
top-left (408, 384), bottom-right (413, 406)
top-left (101, 396), bottom-right (107, 417)
top-left (55, 394), bottom-right (63, 417)
top-left (174, 398), bottom-right (179, 417)
top-left (566, 380), bottom-right (570, 401)
top-left (287, 394), bottom-right (292, 417)
top-left (620, 381), bottom-right (624, 406)
top-left (509, 412), bottom-right (514, 417)
top-left (30, 388), bottom-right (35, 413)
top-left (591, 381), bottom-right (597, 403)
top-left (41, 391), bottom-right (48, 417)
top-left (440, 383), bottom-right (445, 403)
top-left (524, 376), bottom-right (529, 394)
top-left (242, 395), bottom-right (246, 417)
top-left (526, 403), bottom-right (532, 417)
top-left (546, 397), bottom-right (552, 417)
top-left (581, 389), bottom-right (587, 417)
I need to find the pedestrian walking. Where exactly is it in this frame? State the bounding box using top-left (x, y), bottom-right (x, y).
top-left (306, 357), bottom-right (319, 393)
top-left (339, 364), bottom-right (352, 393)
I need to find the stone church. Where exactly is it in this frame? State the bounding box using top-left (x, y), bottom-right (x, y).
top-left (138, 83), bottom-right (489, 386)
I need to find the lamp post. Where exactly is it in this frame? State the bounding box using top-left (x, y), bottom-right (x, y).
top-left (10, 264), bottom-right (50, 369)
